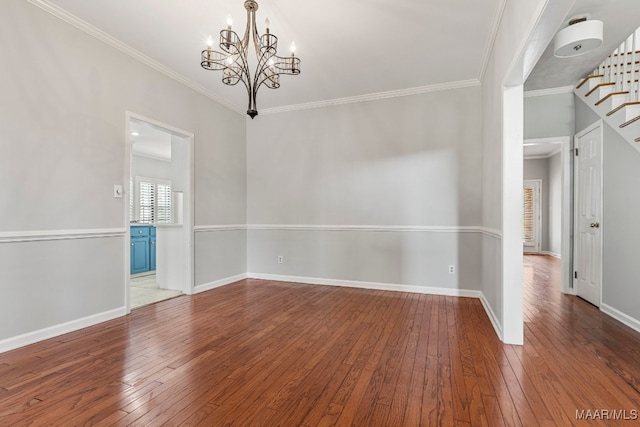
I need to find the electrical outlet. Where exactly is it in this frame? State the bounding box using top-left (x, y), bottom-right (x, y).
top-left (278, 256), bottom-right (283, 264)
top-left (449, 265), bottom-right (455, 274)
top-left (113, 184), bottom-right (123, 198)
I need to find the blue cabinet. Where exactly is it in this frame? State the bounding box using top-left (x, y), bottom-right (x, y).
top-left (130, 226), bottom-right (156, 274)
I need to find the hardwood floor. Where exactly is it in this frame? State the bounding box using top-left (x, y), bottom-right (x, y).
top-left (1, 255), bottom-right (638, 425)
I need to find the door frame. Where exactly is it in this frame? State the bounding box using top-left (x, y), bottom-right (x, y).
top-left (124, 112), bottom-right (195, 313)
top-left (524, 136), bottom-right (572, 293)
top-left (523, 179), bottom-right (542, 254)
top-left (572, 120), bottom-right (603, 305)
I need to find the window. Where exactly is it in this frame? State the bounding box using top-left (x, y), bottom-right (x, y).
top-left (133, 176), bottom-right (172, 224)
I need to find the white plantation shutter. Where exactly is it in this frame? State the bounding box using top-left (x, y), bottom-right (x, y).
top-left (523, 186), bottom-right (534, 243)
top-left (139, 181), bottom-right (156, 223)
top-left (135, 177), bottom-right (172, 224)
top-left (129, 178), bottom-right (134, 222)
top-left (156, 184), bottom-right (172, 224)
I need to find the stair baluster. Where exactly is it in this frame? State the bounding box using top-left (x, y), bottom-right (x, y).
top-left (632, 30), bottom-right (638, 102)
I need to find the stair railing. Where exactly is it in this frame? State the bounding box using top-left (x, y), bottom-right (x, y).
top-left (591, 27), bottom-right (640, 103)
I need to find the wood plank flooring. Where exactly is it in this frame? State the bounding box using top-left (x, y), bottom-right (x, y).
top-left (1, 255), bottom-right (639, 425)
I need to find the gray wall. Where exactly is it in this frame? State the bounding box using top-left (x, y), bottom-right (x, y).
top-left (246, 86), bottom-right (483, 291)
top-left (0, 1), bottom-right (246, 344)
top-left (575, 96), bottom-right (640, 323)
top-left (602, 121), bottom-right (640, 322)
top-left (524, 92), bottom-right (575, 139)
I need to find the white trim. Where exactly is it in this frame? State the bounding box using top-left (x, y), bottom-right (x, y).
top-left (194, 273), bottom-right (248, 294)
top-left (260, 80), bottom-right (480, 115)
top-left (0, 228), bottom-right (126, 243)
top-left (524, 147), bottom-right (562, 160)
top-left (524, 136), bottom-right (572, 145)
top-left (198, 224), bottom-right (500, 235)
top-left (247, 273), bottom-right (483, 298)
top-left (600, 304), bottom-right (640, 334)
top-left (524, 86), bottom-right (574, 98)
top-left (131, 152), bottom-right (172, 163)
top-left (502, 85), bottom-right (525, 345)
top-left (541, 251), bottom-right (561, 258)
top-left (194, 225), bottom-right (248, 232)
top-left (479, 0), bottom-right (508, 83)
top-left (0, 307), bottom-right (126, 354)
top-left (25, 0), bottom-right (242, 116)
top-left (248, 224), bottom-right (483, 233)
top-left (480, 227), bottom-right (503, 239)
top-left (479, 293), bottom-right (503, 340)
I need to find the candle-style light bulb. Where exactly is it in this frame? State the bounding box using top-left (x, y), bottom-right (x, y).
top-left (207, 36), bottom-right (213, 48)
top-left (226, 14), bottom-right (233, 28)
top-left (290, 41), bottom-right (296, 55)
top-left (265, 17), bottom-right (270, 32)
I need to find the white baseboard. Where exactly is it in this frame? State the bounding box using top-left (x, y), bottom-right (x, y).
top-left (0, 307), bottom-right (126, 354)
top-left (247, 272), bottom-right (482, 298)
top-left (479, 294), bottom-right (503, 340)
top-left (601, 303), bottom-right (640, 334)
top-left (541, 251), bottom-right (561, 258)
top-left (194, 273), bottom-right (247, 294)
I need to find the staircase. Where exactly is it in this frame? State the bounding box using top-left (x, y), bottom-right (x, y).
top-left (574, 27), bottom-right (640, 153)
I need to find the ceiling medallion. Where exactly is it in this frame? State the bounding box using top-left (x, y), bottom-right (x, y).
top-left (201, 0), bottom-right (301, 119)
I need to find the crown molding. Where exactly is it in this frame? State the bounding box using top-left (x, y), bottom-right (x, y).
top-left (479, 0), bottom-right (508, 83)
top-left (25, 0), bottom-right (244, 116)
top-left (27, 0), bottom-right (484, 119)
top-left (524, 86), bottom-right (574, 98)
top-left (260, 79), bottom-right (481, 115)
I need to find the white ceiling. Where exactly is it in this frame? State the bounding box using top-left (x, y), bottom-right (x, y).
top-left (523, 143), bottom-right (562, 159)
top-left (31, 0), bottom-right (640, 112)
top-left (526, 0), bottom-right (640, 91)
top-left (39, 0), bottom-right (505, 113)
top-left (130, 119), bottom-right (172, 161)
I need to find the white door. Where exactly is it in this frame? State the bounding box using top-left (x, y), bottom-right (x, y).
top-left (573, 121), bottom-right (602, 306)
top-left (523, 180), bottom-right (541, 253)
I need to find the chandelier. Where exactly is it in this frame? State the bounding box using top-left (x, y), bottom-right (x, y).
top-left (200, 0), bottom-right (301, 119)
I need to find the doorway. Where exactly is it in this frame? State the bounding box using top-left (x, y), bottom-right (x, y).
top-left (523, 137), bottom-right (572, 293)
top-left (125, 113), bottom-right (194, 312)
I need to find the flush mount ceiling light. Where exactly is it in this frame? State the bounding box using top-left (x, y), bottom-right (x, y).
top-left (554, 18), bottom-right (604, 58)
top-left (200, 0), bottom-right (301, 119)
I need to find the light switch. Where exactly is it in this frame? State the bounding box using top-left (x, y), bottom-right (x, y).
top-left (114, 184), bottom-right (123, 198)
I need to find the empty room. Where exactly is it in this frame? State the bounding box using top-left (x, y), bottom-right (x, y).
top-left (1, 0), bottom-right (639, 425)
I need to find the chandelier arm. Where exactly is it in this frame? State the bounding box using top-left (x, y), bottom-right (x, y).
top-left (271, 54), bottom-right (301, 75)
top-left (255, 72), bottom-right (280, 91)
top-left (222, 36), bottom-right (252, 91)
top-left (252, 42), bottom-right (277, 92)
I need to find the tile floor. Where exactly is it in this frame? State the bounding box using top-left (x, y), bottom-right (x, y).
top-left (130, 273), bottom-right (183, 309)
